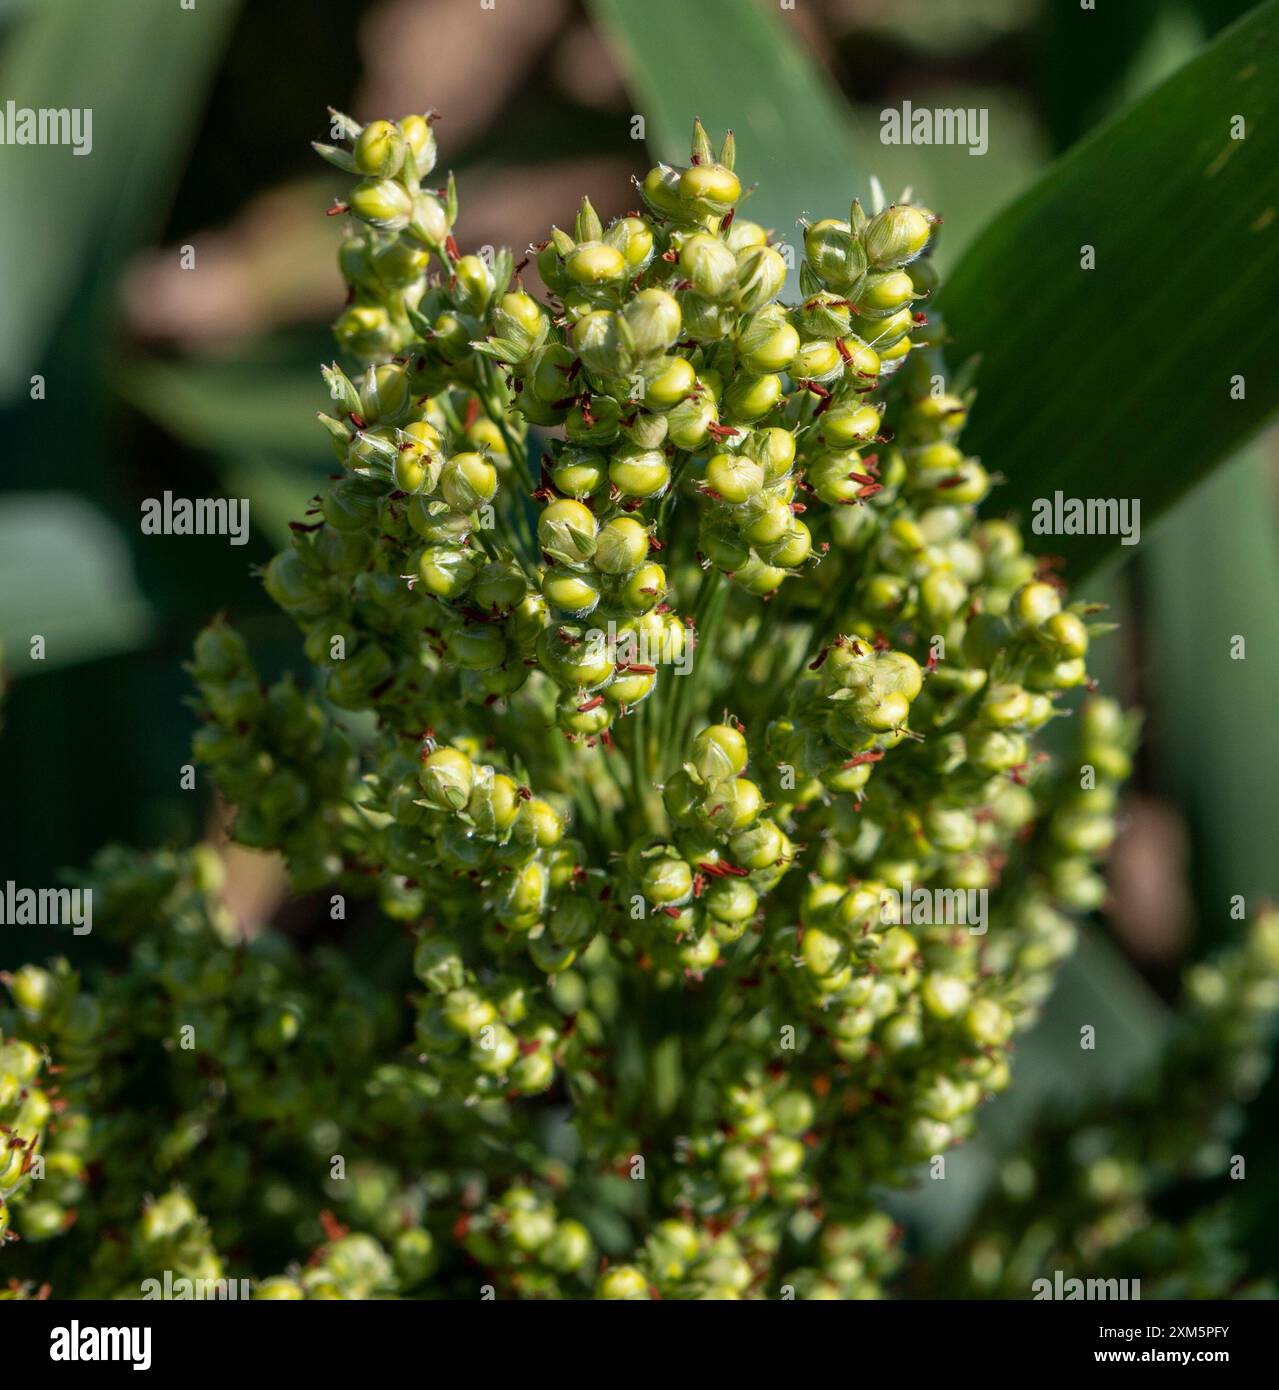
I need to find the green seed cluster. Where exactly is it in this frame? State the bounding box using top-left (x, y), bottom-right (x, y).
top-left (188, 624), bottom-right (355, 887)
top-left (621, 720), bottom-right (797, 977)
top-left (459, 1183), bottom-right (595, 1296)
top-left (0, 1037), bottom-right (58, 1245)
top-left (929, 906), bottom-right (1279, 1299)
top-left (2, 109), bottom-right (1262, 1302)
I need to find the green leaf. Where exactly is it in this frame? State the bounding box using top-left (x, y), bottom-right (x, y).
top-left (941, 0), bottom-right (1279, 576)
top-left (587, 0), bottom-right (863, 276)
top-left (1143, 442), bottom-right (1279, 936)
top-left (117, 357), bottom-right (324, 460)
top-left (0, 494), bottom-right (155, 670)
top-left (115, 356), bottom-right (338, 548)
top-left (0, 0), bottom-right (241, 403)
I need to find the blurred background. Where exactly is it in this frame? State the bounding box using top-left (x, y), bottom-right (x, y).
top-left (1, 0), bottom-right (1276, 1276)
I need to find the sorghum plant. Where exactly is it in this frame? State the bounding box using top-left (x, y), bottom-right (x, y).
top-left (2, 111), bottom-right (1273, 1300)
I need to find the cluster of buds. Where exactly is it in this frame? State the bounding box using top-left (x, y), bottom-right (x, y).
top-left (315, 110), bottom-right (452, 361)
top-left (0, 1037), bottom-right (55, 1245)
top-left (5, 107), bottom-right (1259, 1304)
top-left (933, 906), bottom-right (1279, 1299)
top-left (458, 1183), bottom-right (595, 1296)
top-left (624, 720), bottom-right (797, 978)
top-left (410, 926), bottom-right (578, 1102)
top-left (188, 623), bottom-right (355, 886)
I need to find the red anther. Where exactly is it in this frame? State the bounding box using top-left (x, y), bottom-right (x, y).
top-left (936, 473), bottom-right (969, 489)
top-left (861, 452), bottom-right (880, 475)
top-left (698, 485), bottom-right (726, 501)
top-left (463, 395), bottom-right (481, 429)
top-left (661, 906), bottom-right (682, 918)
top-left (288, 520), bottom-right (325, 533)
top-left (601, 729), bottom-right (614, 749)
top-left (348, 412), bottom-right (367, 429)
top-left (577, 695), bottom-right (606, 712)
top-left (847, 471), bottom-right (877, 486)
top-left (808, 645), bottom-right (830, 670)
top-left (514, 253), bottom-right (531, 273)
top-left (648, 536), bottom-right (665, 551)
top-left (842, 751), bottom-right (884, 769)
top-left (661, 247), bottom-right (678, 262)
top-left (325, 201), bottom-right (349, 216)
top-left (319, 1210), bottom-right (350, 1243)
top-left (856, 482), bottom-right (883, 499)
top-left (835, 338), bottom-right (853, 363)
top-left (444, 235), bottom-right (461, 262)
top-left (790, 501), bottom-right (807, 513)
top-left (925, 651), bottom-right (939, 672)
top-left (617, 662), bottom-right (657, 675)
top-left (872, 632), bottom-right (891, 650)
top-left (692, 873), bottom-right (707, 898)
top-left (721, 208), bottom-right (736, 231)
top-left (452, 1214), bottom-right (471, 1241)
top-left (912, 312), bottom-right (928, 324)
top-left (706, 421), bottom-right (740, 441)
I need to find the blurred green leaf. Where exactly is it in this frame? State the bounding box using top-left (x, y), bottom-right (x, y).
top-left (588, 0), bottom-right (863, 273)
top-left (0, 0), bottom-right (240, 402)
top-left (118, 357), bottom-right (332, 548)
top-left (1143, 442), bottom-right (1279, 929)
top-left (1032, 0), bottom-right (1165, 152)
top-left (119, 358), bottom-right (323, 460)
top-left (0, 493), bottom-right (154, 669)
top-left (942, 0), bottom-right (1279, 576)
